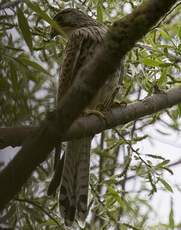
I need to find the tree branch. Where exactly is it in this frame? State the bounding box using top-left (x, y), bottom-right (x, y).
top-left (0, 87), bottom-right (181, 149)
top-left (14, 198), bottom-right (62, 227)
top-left (0, 0), bottom-right (178, 210)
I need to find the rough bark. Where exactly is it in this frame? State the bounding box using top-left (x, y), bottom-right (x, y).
top-left (0, 87), bottom-right (181, 149)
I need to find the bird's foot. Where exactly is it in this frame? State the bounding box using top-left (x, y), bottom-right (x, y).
top-left (153, 84), bottom-right (166, 94)
top-left (84, 109), bottom-right (107, 123)
top-left (111, 100), bottom-right (127, 108)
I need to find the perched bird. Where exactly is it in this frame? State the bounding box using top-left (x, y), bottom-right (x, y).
top-left (50, 8), bottom-right (122, 226)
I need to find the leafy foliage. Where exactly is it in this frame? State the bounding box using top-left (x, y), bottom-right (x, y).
top-left (0, 0), bottom-right (181, 229)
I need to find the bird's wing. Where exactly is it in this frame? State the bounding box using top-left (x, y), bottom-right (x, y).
top-left (57, 26), bottom-right (105, 101)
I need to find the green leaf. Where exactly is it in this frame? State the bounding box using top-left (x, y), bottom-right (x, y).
top-left (148, 172), bottom-right (157, 195)
top-left (177, 25), bottom-right (181, 40)
top-left (142, 57), bottom-right (162, 67)
top-left (146, 154), bottom-right (165, 160)
top-left (169, 200), bottom-right (175, 229)
top-left (177, 104), bottom-right (181, 117)
top-left (18, 55), bottom-right (49, 75)
top-left (159, 178), bottom-right (173, 193)
top-left (158, 28), bottom-right (171, 40)
top-left (122, 223), bottom-right (140, 230)
top-left (107, 186), bottom-right (125, 208)
top-left (157, 67), bottom-right (168, 87)
top-left (97, 3), bottom-right (103, 22)
top-left (162, 167), bottom-right (173, 175)
top-left (155, 160), bottom-right (170, 169)
top-left (133, 135), bottom-right (148, 142)
top-left (25, 0), bottom-right (65, 36)
top-left (17, 8), bottom-right (33, 51)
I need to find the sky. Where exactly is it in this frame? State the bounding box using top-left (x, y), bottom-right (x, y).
top-left (136, 121), bottom-right (181, 225)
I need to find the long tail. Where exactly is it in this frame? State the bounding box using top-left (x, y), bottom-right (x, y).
top-left (59, 137), bottom-right (92, 226)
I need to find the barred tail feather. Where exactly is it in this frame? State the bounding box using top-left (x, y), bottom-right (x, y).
top-left (76, 137), bottom-right (91, 222)
top-left (59, 137), bottom-right (92, 226)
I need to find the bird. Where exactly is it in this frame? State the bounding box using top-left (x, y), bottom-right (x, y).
top-left (50, 8), bottom-right (122, 227)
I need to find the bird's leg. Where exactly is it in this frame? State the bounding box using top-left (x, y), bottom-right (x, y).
top-left (84, 109), bottom-right (105, 119)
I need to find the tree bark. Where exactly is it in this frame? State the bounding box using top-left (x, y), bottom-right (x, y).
top-left (0, 87), bottom-right (181, 149)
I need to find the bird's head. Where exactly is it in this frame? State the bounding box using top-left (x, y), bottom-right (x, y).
top-left (50, 8), bottom-right (98, 38)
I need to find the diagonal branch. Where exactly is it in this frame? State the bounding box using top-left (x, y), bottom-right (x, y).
top-left (0, 87), bottom-right (181, 149)
top-left (0, 0), bottom-right (178, 210)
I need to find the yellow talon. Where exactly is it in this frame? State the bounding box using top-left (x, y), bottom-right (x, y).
top-left (111, 100), bottom-right (127, 108)
top-left (84, 109), bottom-right (107, 123)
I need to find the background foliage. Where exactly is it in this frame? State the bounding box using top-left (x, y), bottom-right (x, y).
top-left (0, 0), bottom-right (181, 229)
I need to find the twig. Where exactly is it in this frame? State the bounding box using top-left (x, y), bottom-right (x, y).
top-left (151, 1), bottom-right (181, 31)
top-left (15, 198), bottom-right (62, 227)
top-left (90, 182), bottom-right (118, 224)
top-left (0, 0), bottom-right (23, 10)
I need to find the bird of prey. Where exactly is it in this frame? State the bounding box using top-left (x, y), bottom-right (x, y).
top-left (50, 8), bottom-right (122, 226)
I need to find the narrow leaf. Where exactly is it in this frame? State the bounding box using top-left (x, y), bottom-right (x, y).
top-left (155, 160), bottom-right (170, 169)
top-left (18, 55), bottom-right (49, 75)
top-left (159, 178), bottom-right (173, 193)
top-left (146, 154), bottom-right (165, 160)
top-left (158, 28), bottom-right (171, 40)
top-left (169, 199), bottom-right (175, 229)
top-left (25, 0), bottom-right (65, 37)
top-left (107, 186), bottom-right (125, 208)
top-left (97, 3), bottom-right (103, 22)
top-left (142, 57), bottom-right (162, 67)
top-left (157, 67), bottom-right (168, 86)
top-left (17, 8), bottom-right (33, 51)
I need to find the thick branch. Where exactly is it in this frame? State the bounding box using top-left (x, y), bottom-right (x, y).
top-left (0, 0), bottom-right (178, 210)
top-left (0, 87), bottom-right (181, 149)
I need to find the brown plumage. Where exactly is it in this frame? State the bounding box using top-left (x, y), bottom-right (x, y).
top-left (51, 8), bottom-right (122, 226)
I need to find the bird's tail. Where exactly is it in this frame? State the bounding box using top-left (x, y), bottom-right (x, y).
top-left (59, 137), bottom-right (92, 226)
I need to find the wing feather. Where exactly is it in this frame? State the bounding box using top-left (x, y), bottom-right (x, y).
top-left (57, 26), bottom-right (105, 101)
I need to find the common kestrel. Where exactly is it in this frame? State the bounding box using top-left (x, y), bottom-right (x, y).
top-left (50, 8), bottom-right (122, 226)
